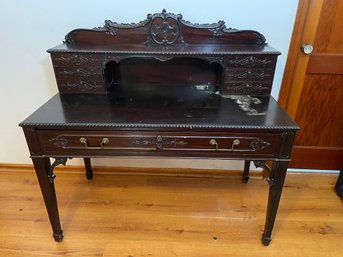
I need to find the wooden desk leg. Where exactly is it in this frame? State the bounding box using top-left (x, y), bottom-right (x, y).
top-left (335, 165), bottom-right (343, 198)
top-left (262, 160), bottom-right (288, 246)
top-left (32, 157), bottom-right (63, 242)
top-left (242, 160), bottom-right (250, 183)
top-left (84, 158), bottom-right (93, 179)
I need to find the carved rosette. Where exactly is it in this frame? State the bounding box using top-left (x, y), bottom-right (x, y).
top-left (49, 136), bottom-right (68, 148)
top-left (250, 138), bottom-right (271, 150)
top-left (145, 9), bottom-right (186, 46)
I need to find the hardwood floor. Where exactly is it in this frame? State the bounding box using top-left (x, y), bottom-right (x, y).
top-left (0, 165), bottom-right (342, 257)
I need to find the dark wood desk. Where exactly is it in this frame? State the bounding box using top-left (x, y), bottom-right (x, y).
top-left (20, 10), bottom-right (299, 246)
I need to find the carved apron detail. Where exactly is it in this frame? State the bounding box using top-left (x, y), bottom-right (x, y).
top-left (132, 136), bottom-right (188, 150)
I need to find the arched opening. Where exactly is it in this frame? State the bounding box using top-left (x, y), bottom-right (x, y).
top-left (104, 57), bottom-right (222, 105)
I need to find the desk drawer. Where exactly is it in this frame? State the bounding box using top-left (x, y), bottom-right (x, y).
top-left (38, 131), bottom-right (280, 157)
top-left (51, 53), bottom-right (101, 66)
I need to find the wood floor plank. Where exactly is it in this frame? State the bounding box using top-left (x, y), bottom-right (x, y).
top-left (0, 167), bottom-right (342, 256)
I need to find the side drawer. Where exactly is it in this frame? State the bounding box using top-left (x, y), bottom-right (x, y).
top-left (37, 131), bottom-right (281, 158)
top-left (222, 82), bottom-right (272, 95)
top-left (226, 55), bottom-right (277, 68)
top-left (56, 80), bottom-right (105, 93)
top-left (225, 68), bottom-right (274, 82)
top-left (51, 53), bottom-right (101, 66)
top-left (53, 66), bottom-right (103, 81)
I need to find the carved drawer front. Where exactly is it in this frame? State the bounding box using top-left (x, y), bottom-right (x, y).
top-left (223, 55), bottom-right (277, 95)
top-left (225, 68), bottom-right (274, 82)
top-left (54, 67), bottom-right (103, 81)
top-left (222, 82), bottom-right (272, 95)
top-left (226, 55), bottom-right (277, 68)
top-left (51, 53), bottom-right (101, 67)
top-left (38, 131), bottom-right (279, 157)
top-left (56, 80), bottom-right (105, 93)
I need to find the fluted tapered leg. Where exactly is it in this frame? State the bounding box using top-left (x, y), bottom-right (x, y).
top-left (32, 157), bottom-right (63, 242)
top-left (262, 160), bottom-right (288, 246)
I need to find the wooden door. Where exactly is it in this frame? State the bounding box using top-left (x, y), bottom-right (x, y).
top-left (279, 0), bottom-right (343, 169)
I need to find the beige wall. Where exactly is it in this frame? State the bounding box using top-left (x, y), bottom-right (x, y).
top-left (0, 0), bottom-right (298, 170)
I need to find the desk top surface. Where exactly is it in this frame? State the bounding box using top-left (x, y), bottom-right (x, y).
top-left (20, 93), bottom-right (299, 131)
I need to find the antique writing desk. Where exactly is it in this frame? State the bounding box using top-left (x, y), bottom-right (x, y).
top-left (20, 10), bottom-right (299, 246)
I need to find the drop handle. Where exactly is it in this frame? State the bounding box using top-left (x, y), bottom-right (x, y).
top-left (80, 137), bottom-right (109, 149)
top-left (209, 139), bottom-right (241, 151)
top-left (301, 44), bottom-right (313, 55)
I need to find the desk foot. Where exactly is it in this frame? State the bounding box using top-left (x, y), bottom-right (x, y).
top-left (261, 233), bottom-right (271, 246)
top-left (335, 166), bottom-right (343, 198)
top-left (53, 231), bottom-right (64, 242)
top-left (86, 172), bottom-right (93, 180)
top-left (242, 176), bottom-right (249, 183)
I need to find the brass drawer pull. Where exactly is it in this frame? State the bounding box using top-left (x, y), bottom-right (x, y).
top-left (209, 139), bottom-right (240, 151)
top-left (79, 137), bottom-right (109, 149)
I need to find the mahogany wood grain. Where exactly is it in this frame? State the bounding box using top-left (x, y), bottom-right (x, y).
top-left (314, 0), bottom-right (343, 53)
top-left (295, 75), bottom-right (343, 147)
top-left (291, 146), bottom-right (343, 170)
top-left (307, 54), bottom-right (343, 74)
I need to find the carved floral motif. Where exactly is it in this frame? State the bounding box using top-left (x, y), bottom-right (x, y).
top-left (250, 138), bottom-right (271, 150)
top-left (132, 137), bottom-right (188, 150)
top-left (49, 136), bottom-right (68, 148)
top-left (58, 68), bottom-right (101, 77)
top-left (231, 70), bottom-right (271, 80)
top-left (228, 56), bottom-right (272, 68)
top-left (64, 9), bottom-right (266, 46)
top-left (146, 9), bottom-right (185, 46)
top-left (55, 55), bottom-right (99, 65)
top-left (229, 83), bottom-right (269, 93)
top-left (62, 82), bottom-right (100, 92)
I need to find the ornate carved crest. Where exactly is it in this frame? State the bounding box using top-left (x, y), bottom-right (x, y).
top-left (146, 9), bottom-right (185, 46)
top-left (102, 17), bottom-right (151, 35)
top-left (63, 9), bottom-right (266, 47)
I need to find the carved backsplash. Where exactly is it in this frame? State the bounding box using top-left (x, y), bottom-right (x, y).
top-left (63, 9), bottom-right (267, 47)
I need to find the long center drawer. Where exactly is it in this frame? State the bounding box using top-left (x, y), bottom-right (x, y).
top-left (37, 130), bottom-right (280, 158)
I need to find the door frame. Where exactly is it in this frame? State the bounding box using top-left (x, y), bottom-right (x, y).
top-left (278, 0), bottom-right (343, 170)
top-left (278, 0), bottom-right (324, 117)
